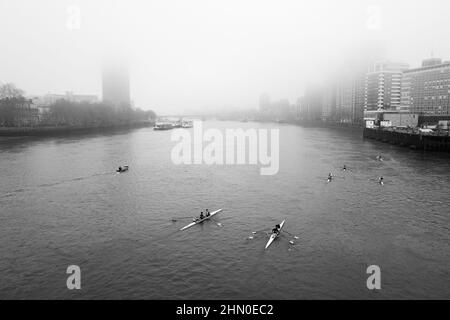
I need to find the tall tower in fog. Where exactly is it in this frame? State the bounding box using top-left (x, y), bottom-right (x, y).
top-left (259, 93), bottom-right (271, 112)
top-left (102, 61), bottom-right (131, 109)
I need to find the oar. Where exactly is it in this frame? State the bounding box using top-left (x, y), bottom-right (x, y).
top-left (251, 227), bottom-right (271, 234)
top-left (210, 217), bottom-right (223, 227)
top-left (170, 216), bottom-right (194, 222)
top-left (283, 230), bottom-right (299, 240)
top-left (279, 234), bottom-right (297, 246)
top-left (247, 228), bottom-right (272, 240)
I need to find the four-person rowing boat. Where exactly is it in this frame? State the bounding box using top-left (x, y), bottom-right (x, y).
top-left (265, 220), bottom-right (285, 249)
top-left (180, 209), bottom-right (223, 231)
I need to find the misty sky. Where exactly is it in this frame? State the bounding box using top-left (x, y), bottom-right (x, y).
top-left (1, 0), bottom-right (449, 114)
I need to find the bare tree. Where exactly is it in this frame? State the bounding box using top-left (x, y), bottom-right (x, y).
top-left (0, 83), bottom-right (25, 99)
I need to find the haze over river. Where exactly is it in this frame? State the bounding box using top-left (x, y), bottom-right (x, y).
top-left (0, 121), bottom-right (449, 299)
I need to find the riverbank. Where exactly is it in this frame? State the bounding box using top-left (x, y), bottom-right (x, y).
top-left (363, 127), bottom-right (450, 152)
top-left (0, 121), bottom-right (155, 137)
top-left (250, 118), bottom-right (364, 131)
top-left (291, 120), bottom-right (450, 152)
top-left (257, 118), bottom-right (450, 153)
top-left (292, 119), bottom-right (364, 131)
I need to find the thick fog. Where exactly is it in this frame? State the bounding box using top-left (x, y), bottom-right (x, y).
top-left (1, 0), bottom-right (449, 114)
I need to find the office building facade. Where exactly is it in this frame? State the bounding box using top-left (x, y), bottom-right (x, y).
top-left (400, 58), bottom-right (450, 116)
top-left (365, 61), bottom-right (409, 112)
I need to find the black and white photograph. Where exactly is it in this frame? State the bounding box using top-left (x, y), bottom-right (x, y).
top-left (0, 0), bottom-right (449, 307)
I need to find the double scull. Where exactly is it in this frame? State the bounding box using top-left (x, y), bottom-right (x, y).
top-left (180, 209), bottom-right (223, 231)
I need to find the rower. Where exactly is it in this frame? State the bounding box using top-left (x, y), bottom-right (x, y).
top-left (378, 176), bottom-right (384, 185)
top-left (328, 173), bottom-right (333, 181)
top-left (272, 224), bottom-right (281, 235)
top-left (205, 209), bottom-right (210, 217)
top-left (199, 212), bottom-right (205, 220)
top-left (118, 166), bottom-right (122, 172)
top-left (342, 165), bottom-right (347, 171)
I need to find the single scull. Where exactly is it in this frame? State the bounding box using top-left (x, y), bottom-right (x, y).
top-left (265, 220), bottom-right (285, 249)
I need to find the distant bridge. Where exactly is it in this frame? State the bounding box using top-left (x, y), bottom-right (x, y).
top-left (157, 115), bottom-right (205, 119)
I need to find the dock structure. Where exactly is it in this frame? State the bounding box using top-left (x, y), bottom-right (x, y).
top-left (363, 128), bottom-right (450, 152)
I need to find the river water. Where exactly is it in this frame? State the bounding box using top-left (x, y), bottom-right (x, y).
top-left (0, 121), bottom-right (449, 299)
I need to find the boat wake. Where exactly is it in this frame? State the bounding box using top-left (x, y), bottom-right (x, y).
top-left (0, 172), bottom-right (113, 199)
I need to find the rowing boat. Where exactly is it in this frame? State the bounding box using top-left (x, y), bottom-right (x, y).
top-left (265, 220), bottom-right (285, 249)
top-left (180, 209), bottom-right (223, 231)
top-left (117, 165), bottom-right (129, 173)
